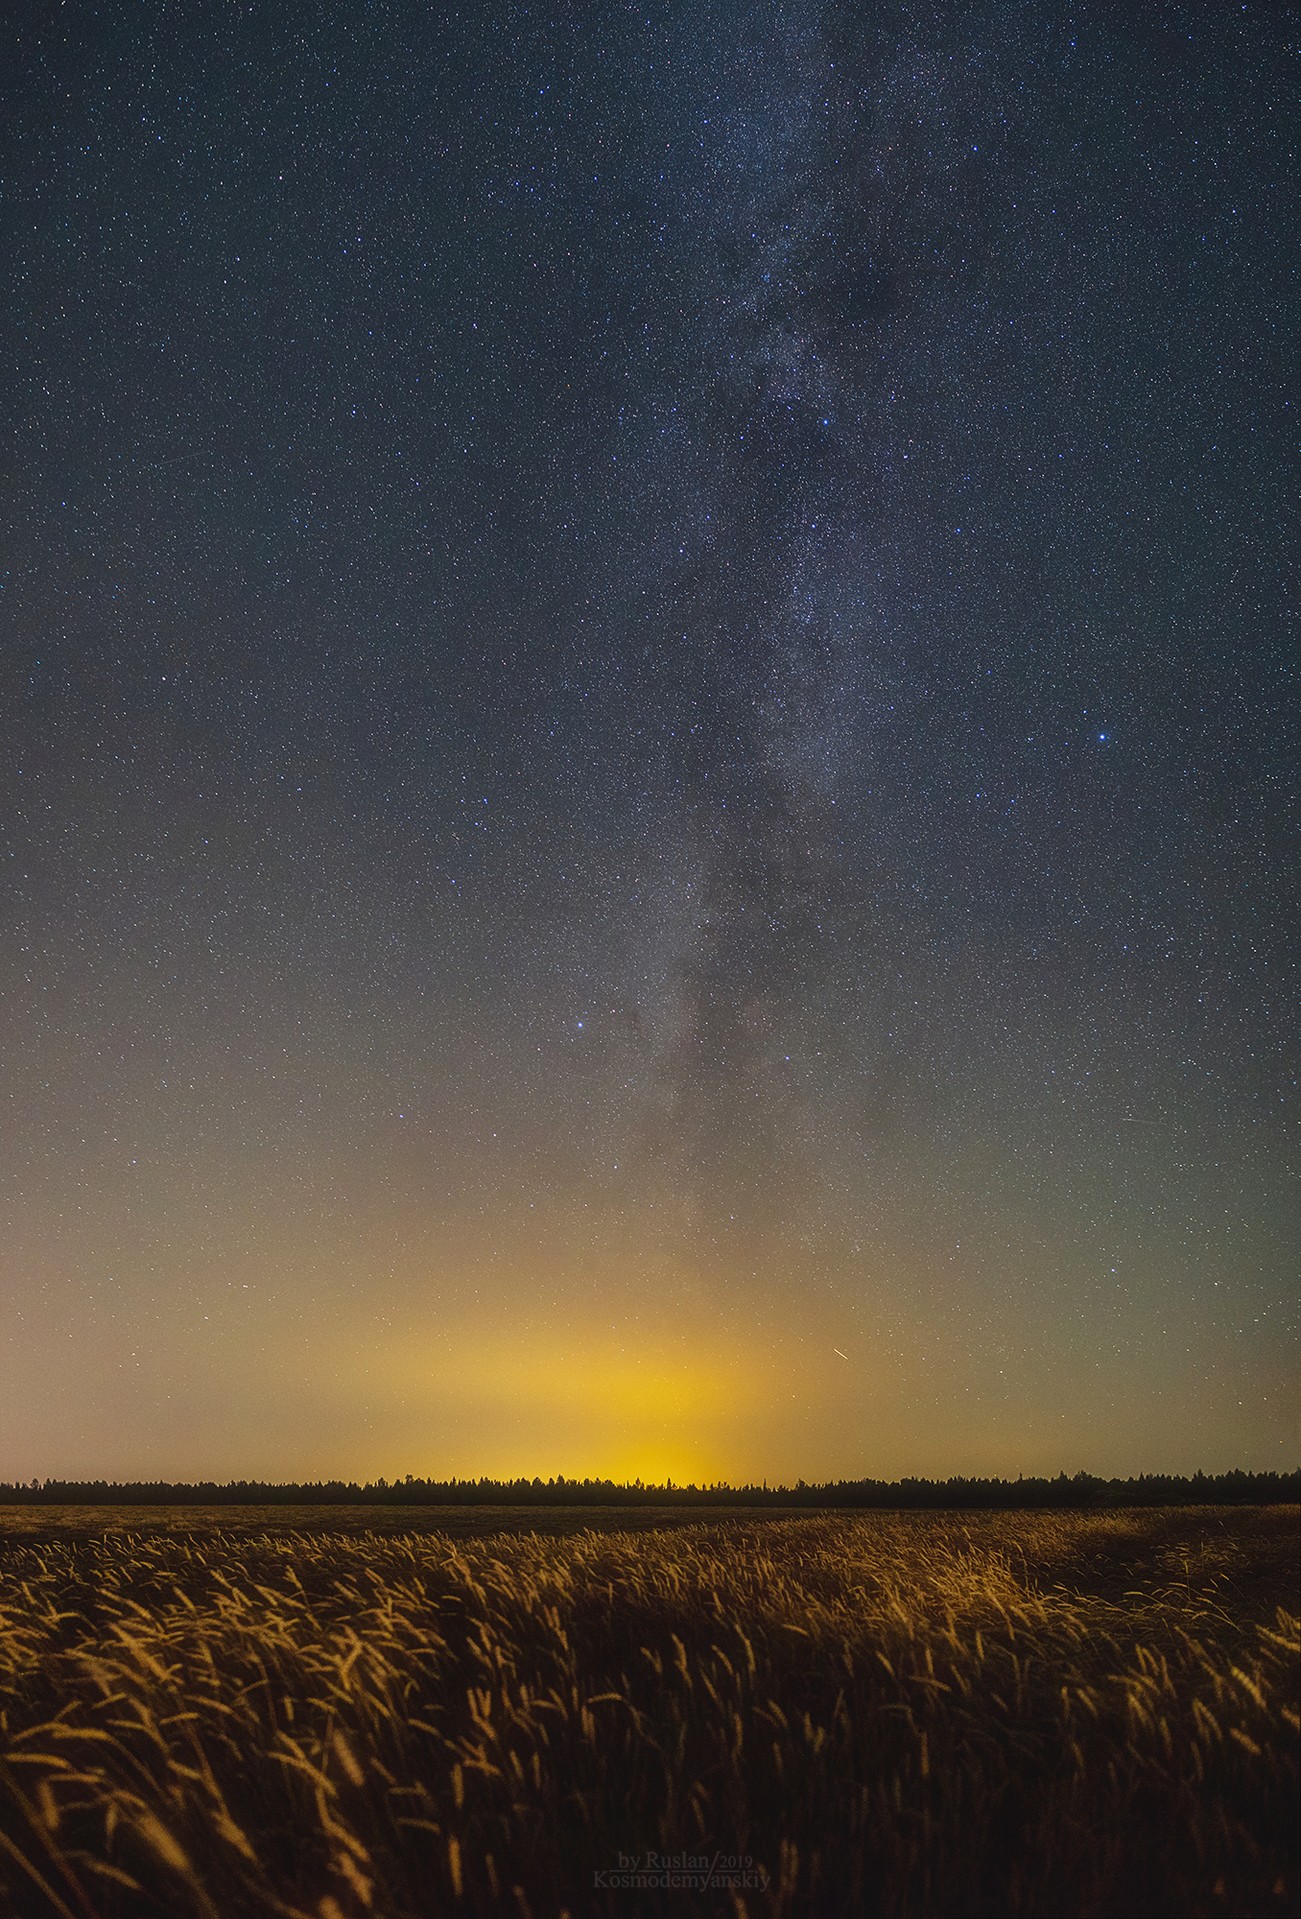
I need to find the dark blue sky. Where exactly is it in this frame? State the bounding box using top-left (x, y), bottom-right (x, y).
top-left (2, 1), bottom-right (1295, 1481)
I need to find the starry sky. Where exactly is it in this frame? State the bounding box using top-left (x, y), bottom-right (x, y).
top-left (2, 1), bottom-right (1296, 1486)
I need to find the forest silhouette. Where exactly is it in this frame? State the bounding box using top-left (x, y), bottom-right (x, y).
top-left (3, 1468), bottom-right (1295, 1509)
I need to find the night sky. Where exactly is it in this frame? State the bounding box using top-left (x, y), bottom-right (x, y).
top-left (2, 2), bottom-right (1296, 1486)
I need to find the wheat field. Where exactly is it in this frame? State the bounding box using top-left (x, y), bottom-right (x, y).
top-left (0, 1507), bottom-right (1295, 1917)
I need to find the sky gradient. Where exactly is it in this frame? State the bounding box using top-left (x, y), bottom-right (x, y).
top-left (2, 0), bottom-right (1296, 1485)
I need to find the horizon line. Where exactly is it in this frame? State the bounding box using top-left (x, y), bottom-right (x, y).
top-left (3, 1465), bottom-right (1298, 1507)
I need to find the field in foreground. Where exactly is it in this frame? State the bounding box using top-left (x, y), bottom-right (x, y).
top-left (0, 1510), bottom-right (1295, 1918)
top-left (0, 1504), bottom-right (774, 1542)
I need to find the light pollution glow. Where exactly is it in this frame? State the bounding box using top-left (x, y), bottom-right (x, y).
top-left (4, 1195), bottom-right (1292, 1487)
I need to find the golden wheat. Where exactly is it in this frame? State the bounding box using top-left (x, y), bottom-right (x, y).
top-left (0, 1508), bottom-right (1295, 1916)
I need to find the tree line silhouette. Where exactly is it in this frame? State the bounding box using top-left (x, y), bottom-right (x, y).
top-left (1, 1469), bottom-right (1296, 1509)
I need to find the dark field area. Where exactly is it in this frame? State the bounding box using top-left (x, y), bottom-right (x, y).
top-left (0, 1508), bottom-right (1296, 1917)
top-left (0, 1505), bottom-right (788, 1542)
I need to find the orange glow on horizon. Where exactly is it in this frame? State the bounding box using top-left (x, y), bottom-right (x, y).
top-left (354, 1324), bottom-right (772, 1484)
